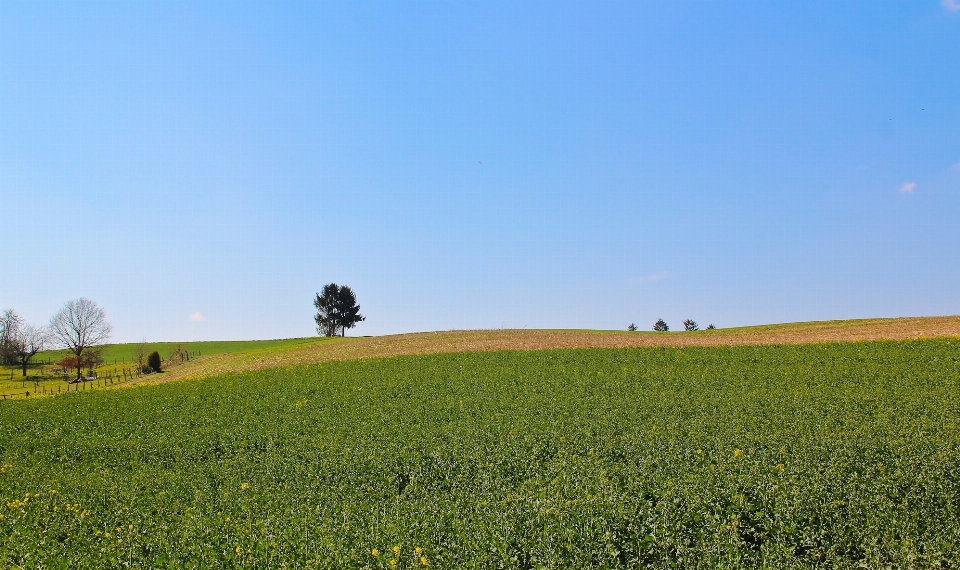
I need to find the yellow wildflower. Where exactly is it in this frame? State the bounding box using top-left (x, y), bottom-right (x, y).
top-left (392, 545), bottom-right (400, 554)
top-left (415, 547), bottom-right (423, 555)
top-left (420, 556), bottom-right (429, 566)
top-left (235, 546), bottom-right (242, 555)
top-left (241, 483), bottom-right (249, 490)
top-left (734, 449), bottom-right (743, 458)
top-left (372, 549), bottom-right (379, 556)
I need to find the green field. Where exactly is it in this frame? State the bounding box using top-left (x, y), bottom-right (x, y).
top-left (32, 337), bottom-right (327, 366)
top-left (1, 339), bottom-right (959, 568)
top-left (0, 337), bottom-right (335, 397)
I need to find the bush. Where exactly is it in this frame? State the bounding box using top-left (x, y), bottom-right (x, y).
top-left (627, 323), bottom-right (637, 332)
top-left (706, 324), bottom-right (716, 330)
top-left (653, 319), bottom-right (669, 332)
top-left (141, 365), bottom-right (152, 375)
top-left (147, 351), bottom-right (162, 373)
top-left (683, 319), bottom-right (699, 332)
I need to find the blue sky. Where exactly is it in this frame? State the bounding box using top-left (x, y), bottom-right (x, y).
top-left (1, 0), bottom-right (958, 343)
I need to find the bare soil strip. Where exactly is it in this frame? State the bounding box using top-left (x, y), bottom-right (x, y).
top-left (133, 316), bottom-right (960, 386)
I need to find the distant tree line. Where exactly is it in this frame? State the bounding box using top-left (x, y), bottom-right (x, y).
top-left (627, 319), bottom-right (716, 332)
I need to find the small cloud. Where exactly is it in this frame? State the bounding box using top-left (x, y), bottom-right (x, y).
top-left (189, 312), bottom-right (206, 321)
top-left (627, 271), bottom-right (669, 285)
top-left (898, 182), bottom-right (916, 193)
top-left (942, 0), bottom-right (960, 12)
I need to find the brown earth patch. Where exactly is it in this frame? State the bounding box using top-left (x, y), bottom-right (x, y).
top-left (134, 315), bottom-right (960, 386)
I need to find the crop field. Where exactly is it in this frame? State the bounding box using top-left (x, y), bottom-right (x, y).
top-left (1, 338), bottom-right (959, 568)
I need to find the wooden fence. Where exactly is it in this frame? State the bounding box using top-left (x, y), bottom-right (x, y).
top-left (1, 366), bottom-right (143, 400)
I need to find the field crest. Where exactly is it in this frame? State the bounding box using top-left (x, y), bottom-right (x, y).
top-left (148, 315), bottom-right (960, 384)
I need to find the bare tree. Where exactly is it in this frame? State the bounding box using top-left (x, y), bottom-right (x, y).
top-left (0, 309), bottom-right (23, 365)
top-left (49, 298), bottom-right (112, 380)
top-left (134, 338), bottom-right (148, 376)
top-left (10, 323), bottom-right (48, 377)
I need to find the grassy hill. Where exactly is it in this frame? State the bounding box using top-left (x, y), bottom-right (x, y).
top-left (134, 314), bottom-right (960, 386)
top-left (4, 315), bottom-right (958, 398)
top-left (1, 337), bottom-right (958, 567)
top-left (32, 336), bottom-right (328, 366)
top-left (0, 337), bottom-right (344, 397)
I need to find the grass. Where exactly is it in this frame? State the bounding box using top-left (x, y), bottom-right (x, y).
top-left (33, 336), bottom-right (327, 365)
top-left (1, 338), bottom-right (958, 568)
top-left (134, 316), bottom-right (960, 386)
top-left (0, 337), bottom-right (338, 398)
top-left (5, 315), bottom-right (958, 398)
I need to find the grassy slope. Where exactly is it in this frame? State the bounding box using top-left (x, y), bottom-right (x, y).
top-left (0, 337), bottom-right (344, 397)
top-left (33, 337), bottom-right (327, 364)
top-left (1, 339), bottom-right (958, 567)
top-left (140, 315), bottom-right (960, 386)
top-left (4, 315), bottom-right (959, 397)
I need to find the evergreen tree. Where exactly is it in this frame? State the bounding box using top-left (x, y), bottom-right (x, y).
top-left (147, 351), bottom-right (162, 373)
top-left (314, 283), bottom-right (365, 337)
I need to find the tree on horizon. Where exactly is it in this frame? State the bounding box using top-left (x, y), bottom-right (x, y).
top-left (314, 283), bottom-right (365, 337)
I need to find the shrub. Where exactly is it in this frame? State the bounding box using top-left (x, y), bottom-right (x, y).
top-left (683, 319), bottom-right (699, 331)
top-left (147, 351), bottom-right (162, 373)
top-left (141, 365), bottom-right (152, 375)
top-left (706, 324), bottom-right (716, 330)
top-left (653, 319), bottom-right (669, 332)
top-left (627, 323), bottom-right (637, 332)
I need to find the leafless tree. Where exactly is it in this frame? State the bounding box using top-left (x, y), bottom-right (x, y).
top-left (49, 298), bottom-right (112, 380)
top-left (134, 338), bottom-right (148, 376)
top-left (0, 309), bottom-right (23, 365)
top-left (1, 309), bottom-right (49, 375)
top-left (9, 322), bottom-right (48, 377)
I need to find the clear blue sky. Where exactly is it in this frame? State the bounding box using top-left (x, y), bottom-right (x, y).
top-left (1, 1), bottom-right (958, 343)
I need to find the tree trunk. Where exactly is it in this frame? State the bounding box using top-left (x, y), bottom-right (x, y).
top-left (21, 360), bottom-right (27, 377)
